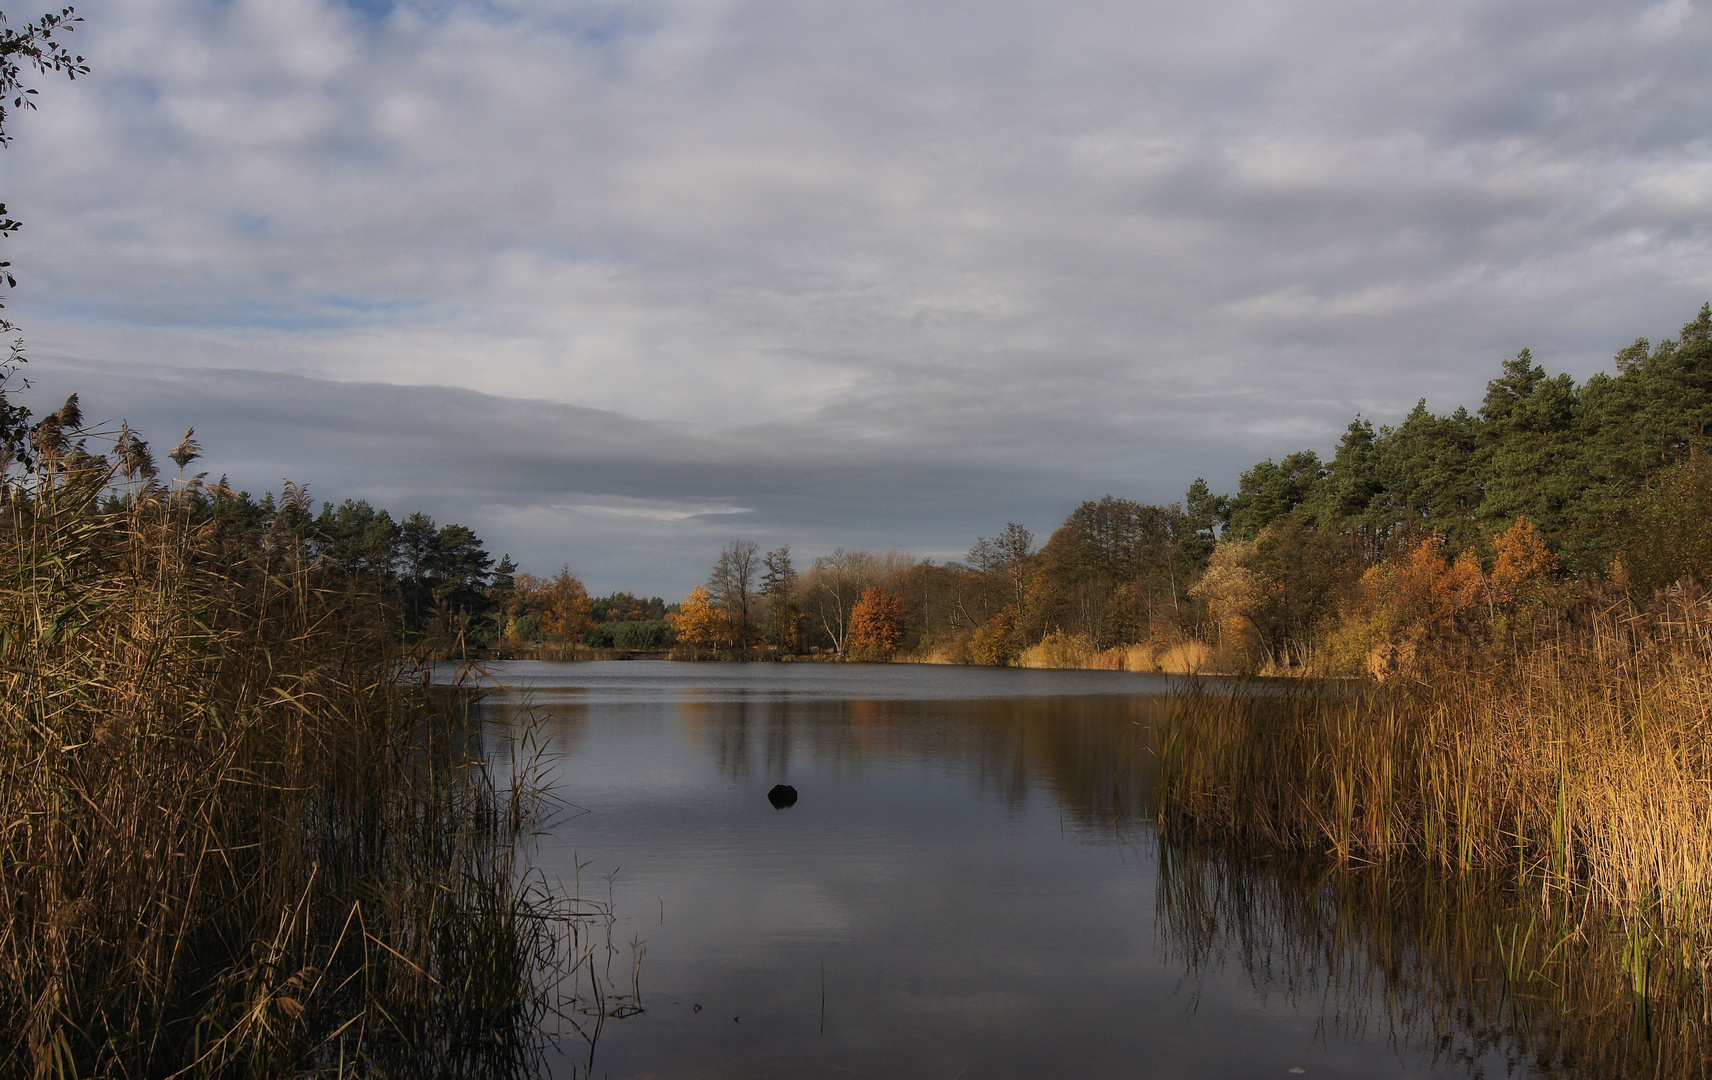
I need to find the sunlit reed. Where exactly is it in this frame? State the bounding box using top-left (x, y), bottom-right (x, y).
top-left (1156, 588), bottom-right (1712, 1074)
top-left (0, 423), bottom-right (590, 1077)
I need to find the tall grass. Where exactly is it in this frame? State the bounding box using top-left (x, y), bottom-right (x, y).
top-left (1156, 586), bottom-right (1712, 1030)
top-left (0, 414), bottom-right (578, 1077)
top-left (1009, 630), bottom-right (1212, 673)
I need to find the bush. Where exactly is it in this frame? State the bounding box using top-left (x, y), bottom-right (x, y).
top-left (609, 618), bottom-right (675, 649)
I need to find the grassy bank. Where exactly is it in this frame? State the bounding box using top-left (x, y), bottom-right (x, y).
top-left (1155, 587), bottom-right (1712, 1025)
top-left (0, 422), bottom-right (577, 1076)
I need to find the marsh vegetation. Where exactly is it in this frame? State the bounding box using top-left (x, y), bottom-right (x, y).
top-left (0, 413), bottom-right (644, 1077)
top-left (1155, 593), bottom-right (1712, 1078)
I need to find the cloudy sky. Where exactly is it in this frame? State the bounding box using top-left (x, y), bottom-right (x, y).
top-left (4, 0), bottom-right (1710, 595)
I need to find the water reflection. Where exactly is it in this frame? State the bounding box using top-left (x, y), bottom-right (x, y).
top-left (658, 693), bottom-right (1160, 832)
top-left (1156, 844), bottom-right (1712, 1080)
top-left (471, 662), bottom-right (1663, 1079)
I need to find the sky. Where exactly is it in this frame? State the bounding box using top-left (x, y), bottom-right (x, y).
top-left (3, 0), bottom-right (1710, 596)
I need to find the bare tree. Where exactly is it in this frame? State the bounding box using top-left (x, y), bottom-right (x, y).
top-left (708, 540), bottom-right (761, 649)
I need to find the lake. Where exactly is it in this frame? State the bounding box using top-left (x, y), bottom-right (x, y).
top-left (468, 661), bottom-right (1549, 1080)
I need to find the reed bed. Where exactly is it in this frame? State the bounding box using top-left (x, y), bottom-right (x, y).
top-left (1156, 588), bottom-right (1712, 1049)
top-left (0, 422), bottom-right (586, 1078)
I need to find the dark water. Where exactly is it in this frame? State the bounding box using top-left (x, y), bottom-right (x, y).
top-left (470, 661), bottom-right (1519, 1080)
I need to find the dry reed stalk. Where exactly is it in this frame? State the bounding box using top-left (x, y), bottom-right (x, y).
top-left (1156, 588), bottom-right (1712, 1028)
top-left (0, 448), bottom-right (573, 1077)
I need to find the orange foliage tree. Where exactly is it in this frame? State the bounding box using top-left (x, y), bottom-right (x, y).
top-left (1332, 519), bottom-right (1562, 680)
top-left (675, 585), bottom-right (727, 650)
top-left (1332, 536), bottom-right (1484, 681)
top-left (507, 568), bottom-right (593, 640)
top-left (1489, 516), bottom-right (1557, 606)
top-left (848, 588), bottom-right (909, 658)
top-left (1372, 537), bottom-right (1486, 634)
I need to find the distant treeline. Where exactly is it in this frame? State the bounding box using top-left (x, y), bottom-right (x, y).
top-left (670, 302), bottom-right (1712, 676)
top-left (219, 493), bottom-right (675, 651)
top-left (62, 457), bottom-right (672, 651)
top-left (17, 303), bottom-right (1711, 669)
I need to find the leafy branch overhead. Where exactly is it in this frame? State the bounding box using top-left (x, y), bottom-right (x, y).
top-left (0, 7), bottom-right (86, 144)
top-left (0, 6), bottom-right (86, 291)
top-left (0, 6), bottom-right (87, 479)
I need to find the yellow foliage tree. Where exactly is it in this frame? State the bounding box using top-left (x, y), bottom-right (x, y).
top-left (1189, 540), bottom-right (1260, 648)
top-left (675, 586), bottom-right (727, 650)
top-left (968, 605), bottom-right (1021, 666)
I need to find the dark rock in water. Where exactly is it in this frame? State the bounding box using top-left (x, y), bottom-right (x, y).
top-left (767, 783), bottom-right (798, 809)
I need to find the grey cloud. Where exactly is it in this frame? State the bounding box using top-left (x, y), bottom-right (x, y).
top-left (3, 0), bottom-right (1711, 590)
top-left (25, 358), bottom-right (1242, 595)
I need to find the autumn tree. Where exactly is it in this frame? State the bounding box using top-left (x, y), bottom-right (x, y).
top-left (804, 548), bottom-right (877, 655)
top-left (504, 568), bottom-right (592, 641)
top-left (968, 605), bottom-right (1021, 666)
top-left (538, 568), bottom-right (593, 639)
top-left (1488, 515), bottom-right (1557, 607)
top-left (848, 588), bottom-right (908, 658)
top-left (1189, 540), bottom-right (1260, 650)
top-left (1331, 535), bottom-right (1487, 682)
top-left (675, 585), bottom-right (726, 650)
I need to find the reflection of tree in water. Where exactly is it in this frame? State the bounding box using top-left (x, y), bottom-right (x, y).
top-left (676, 697), bottom-right (794, 782)
top-left (1156, 843), bottom-right (1712, 1079)
top-left (675, 694), bottom-right (1161, 831)
top-left (933, 697), bottom-right (1159, 830)
top-left (475, 693), bottom-right (592, 759)
top-left (480, 691), bottom-right (1158, 827)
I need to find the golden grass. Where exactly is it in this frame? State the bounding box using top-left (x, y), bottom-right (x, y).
top-left (0, 446), bottom-right (575, 1076)
top-left (1017, 630), bottom-right (1098, 669)
top-left (1154, 640), bottom-right (1212, 674)
top-left (1156, 588), bottom-right (1712, 1000)
top-left (1014, 632), bottom-right (1210, 673)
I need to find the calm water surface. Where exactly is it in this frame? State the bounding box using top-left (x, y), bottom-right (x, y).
top-left (470, 661), bottom-right (1512, 1080)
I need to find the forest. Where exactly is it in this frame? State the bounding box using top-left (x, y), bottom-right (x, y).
top-left (601, 302), bottom-right (1712, 678)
